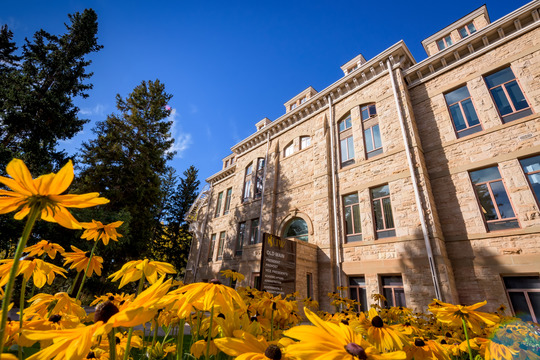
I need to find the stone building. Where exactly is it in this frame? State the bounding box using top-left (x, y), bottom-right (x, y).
top-left (185, 1), bottom-right (540, 320)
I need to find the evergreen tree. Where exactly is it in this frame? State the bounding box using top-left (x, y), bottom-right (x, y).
top-left (78, 79), bottom-right (174, 262)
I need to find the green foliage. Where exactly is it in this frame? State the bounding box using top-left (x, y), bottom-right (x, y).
top-left (78, 79), bottom-right (175, 263)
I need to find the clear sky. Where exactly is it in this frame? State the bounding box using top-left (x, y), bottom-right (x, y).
top-left (0, 0), bottom-right (530, 184)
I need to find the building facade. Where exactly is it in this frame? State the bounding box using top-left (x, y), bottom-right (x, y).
top-left (185, 1), bottom-right (540, 319)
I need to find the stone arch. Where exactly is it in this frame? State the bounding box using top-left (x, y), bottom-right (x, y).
top-left (278, 211), bottom-right (314, 242)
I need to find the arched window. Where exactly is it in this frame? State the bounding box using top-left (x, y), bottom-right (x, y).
top-left (338, 113), bottom-right (354, 166)
top-left (284, 142), bottom-right (294, 157)
top-left (283, 217), bottom-right (309, 242)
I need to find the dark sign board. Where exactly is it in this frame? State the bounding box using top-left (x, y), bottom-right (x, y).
top-left (259, 233), bottom-right (296, 296)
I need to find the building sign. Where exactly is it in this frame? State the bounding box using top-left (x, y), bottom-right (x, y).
top-left (259, 233), bottom-right (296, 296)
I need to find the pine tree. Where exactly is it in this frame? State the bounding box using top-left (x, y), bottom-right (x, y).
top-left (79, 79), bottom-right (174, 262)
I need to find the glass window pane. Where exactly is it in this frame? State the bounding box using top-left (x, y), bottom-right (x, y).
top-left (490, 180), bottom-right (515, 219)
top-left (383, 288), bottom-right (394, 307)
top-left (344, 207), bottom-right (353, 235)
top-left (373, 199), bottom-right (384, 230)
top-left (437, 39), bottom-right (445, 50)
top-left (364, 129), bottom-right (374, 152)
top-left (470, 167), bottom-right (501, 184)
top-left (508, 292), bottom-right (533, 322)
top-left (372, 185), bottom-right (390, 198)
top-left (383, 276), bottom-right (403, 286)
top-left (529, 292), bottom-right (540, 322)
top-left (353, 204), bottom-right (361, 234)
top-left (491, 87), bottom-right (513, 116)
top-left (504, 276), bottom-right (540, 289)
top-left (373, 125), bottom-right (382, 149)
top-left (444, 36), bottom-right (452, 46)
top-left (485, 68), bottom-right (515, 88)
top-left (475, 183), bottom-right (498, 220)
top-left (361, 106), bottom-right (369, 120)
top-left (520, 156), bottom-right (540, 173)
top-left (349, 277), bottom-right (365, 286)
top-left (450, 104), bottom-right (467, 131)
top-left (347, 137), bottom-right (355, 159)
top-left (369, 104), bottom-right (377, 116)
top-left (459, 27), bottom-right (468, 38)
top-left (394, 289), bottom-right (407, 307)
top-left (505, 81), bottom-right (528, 111)
top-left (461, 99), bottom-right (479, 126)
top-left (346, 116), bottom-right (352, 129)
top-left (445, 86), bottom-right (470, 104)
top-left (359, 288), bottom-right (368, 312)
top-left (467, 23), bottom-right (476, 33)
top-left (382, 197), bottom-right (394, 229)
top-left (285, 218), bottom-right (308, 241)
top-left (344, 193), bottom-right (359, 205)
top-left (340, 139), bottom-right (348, 161)
top-left (339, 121), bottom-right (345, 132)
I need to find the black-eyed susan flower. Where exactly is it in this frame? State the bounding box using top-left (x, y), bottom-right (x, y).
top-left (351, 308), bottom-right (408, 352)
top-left (80, 220), bottom-right (123, 245)
top-left (62, 246), bottom-right (103, 277)
top-left (108, 259), bottom-right (176, 288)
top-left (403, 338), bottom-right (450, 360)
top-left (220, 269), bottom-right (245, 282)
top-left (477, 337), bottom-right (519, 360)
top-left (23, 240), bottom-right (65, 260)
top-left (176, 279), bottom-right (247, 314)
top-left (0, 159), bottom-right (109, 229)
top-left (429, 300), bottom-right (500, 334)
top-left (0, 258), bottom-right (67, 288)
top-left (284, 308), bottom-right (406, 359)
top-left (25, 292), bottom-right (86, 319)
top-left (214, 329), bottom-right (289, 360)
top-left (191, 339), bottom-right (219, 358)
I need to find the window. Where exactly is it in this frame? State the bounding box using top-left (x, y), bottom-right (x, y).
top-left (520, 155), bottom-right (540, 206)
top-left (470, 167), bottom-right (519, 231)
top-left (349, 277), bottom-right (368, 312)
top-left (224, 160), bottom-right (229, 168)
top-left (290, 103), bottom-right (297, 111)
top-left (381, 275), bottom-right (406, 308)
top-left (223, 188), bottom-right (232, 215)
top-left (362, 104), bottom-right (383, 158)
top-left (459, 22), bottom-right (476, 39)
top-left (343, 193), bottom-right (361, 242)
top-left (300, 136), bottom-right (311, 150)
top-left (444, 85), bottom-right (482, 138)
top-left (284, 143), bottom-right (294, 157)
top-left (254, 158), bottom-right (265, 198)
top-left (283, 217), bottom-right (309, 242)
top-left (436, 35), bottom-right (453, 50)
top-left (243, 163), bottom-right (253, 202)
top-left (236, 222), bottom-right (246, 256)
top-left (208, 233), bottom-right (216, 262)
top-left (217, 231), bottom-right (226, 260)
top-left (485, 67), bottom-right (532, 123)
top-left (338, 115), bottom-right (352, 132)
top-left (340, 136), bottom-right (355, 166)
top-left (214, 191), bottom-right (223, 217)
top-left (361, 104), bottom-right (377, 120)
top-left (503, 276), bottom-right (540, 323)
top-left (249, 218), bottom-right (260, 245)
top-left (307, 273), bottom-right (313, 298)
top-left (371, 185), bottom-right (396, 238)
top-left (300, 96), bottom-right (307, 104)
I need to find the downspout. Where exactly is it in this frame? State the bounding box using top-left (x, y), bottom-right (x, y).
top-left (192, 186), bottom-right (213, 282)
top-left (258, 133), bottom-right (271, 242)
top-left (327, 95), bottom-right (343, 290)
top-left (386, 59), bottom-right (443, 301)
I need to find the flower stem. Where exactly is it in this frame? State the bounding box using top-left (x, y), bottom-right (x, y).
top-left (176, 319), bottom-right (185, 360)
top-left (122, 277), bottom-right (145, 360)
top-left (18, 276), bottom-right (27, 359)
top-left (461, 318), bottom-right (473, 360)
top-left (205, 306), bottom-right (214, 360)
top-left (0, 205), bottom-right (40, 355)
top-left (270, 308), bottom-right (274, 342)
top-left (75, 241), bottom-right (99, 301)
top-left (109, 328), bottom-right (116, 360)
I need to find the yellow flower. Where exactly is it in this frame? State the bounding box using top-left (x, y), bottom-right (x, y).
top-left (22, 322), bottom-right (105, 360)
top-left (477, 337), bottom-right (519, 360)
top-left (284, 308), bottom-right (406, 360)
top-left (403, 338), bottom-right (450, 360)
top-left (108, 259), bottom-right (176, 288)
top-left (80, 220), bottom-right (123, 245)
top-left (351, 308), bottom-right (409, 352)
top-left (24, 240), bottom-right (65, 259)
top-left (429, 300), bottom-right (500, 334)
top-left (191, 339), bottom-right (219, 358)
top-left (0, 159), bottom-right (109, 229)
top-left (25, 292), bottom-right (86, 319)
top-left (0, 258), bottom-right (67, 288)
top-left (90, 292), bottom-right (134, 308)
top-left (214, 330), bottom-right (288, 360)
top-left (220, 269), bottom-right (245, 282)
top-left (176, 279), bottom-right (247, 315)
top-left (62, 246), bottom-right (103, 277)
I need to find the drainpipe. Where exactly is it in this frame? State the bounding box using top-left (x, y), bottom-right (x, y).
top-left (192, 187), bottom-right (213, 283)
top-left (257, 133), bottom-right (271, 243)
top-left (327, 95), bottom-right (343, 290)
top-left (386, 59), bottom-right (443, 301)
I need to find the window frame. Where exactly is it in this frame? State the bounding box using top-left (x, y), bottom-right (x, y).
top-left (242, 163), bottom-right (253, 202)
top-left (436, 35), bottom-right (453, 50)
top-left (343, 193), bottom-right (362, 242)
top-left (214, 191), bottom-right (223, 217)
top-left (284, 142), bottom-right (294, 157)
top-left (349, 276), bottom-right (368, 312)
top-left (469, 166), bottom-right (520, 232)
top-left (458, 22), bottom-right (477, 39)
top-left (484, 66), bottom-right (532, 123)
top-left (444, 85), bottom-right (482, 138)
top-left (307, 272), bottom-right (313, 299)
top-left (340, 136), bottom-right (355, 166)
top-left (381, 275), bottom-right (406, 308)
top-left (236, 222), bottom-right (247, 256)
top-left (338, 115), bottom-right (352, 132)
top-left (503, 276), bottom-right (540, 323)
top-left (217, 231), bottom-right (226, 260)
top-left (254, 158), bottom-right (265, 199)
top-left (300, 136), bottom-right (311, 150)
top-left (249, 218), bottom-right (260, 245)
top-left (361, 104), bottom-right (377, 120)
top-left (208, 233), bottom-right (216, 262)
top-left (223, 188), bottom-right (232, 215)
top-left (520, 155), bottom-right (540, 209)
top-left (371, 185), bottom-right (396, 239)
top-left (364, 124), bottom-right (383, 158)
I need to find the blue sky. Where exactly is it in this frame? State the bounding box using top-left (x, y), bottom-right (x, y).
top-left (0, 0), bottom-right (529, 184)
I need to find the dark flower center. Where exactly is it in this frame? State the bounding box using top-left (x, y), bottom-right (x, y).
top-left (87, 351), bottom-right (96, 359)
top-left (414, 339), bottom-right (426, 347)
top-left (404, 322), bottom-right (411, 326)
top-left (345, 343), bottom-right (368, 359)
top-left (209, 279), bottom-right (222, 285)
top-left (441, 339), bottom-right (447, 345)
top-left (108, 295), bottom-right (115, 301)
top-left (371, 316), bottom-right (384, 328)
top-left (85, 252), bottom-right (91, 258)
top-left (49, 314), bottom-right (62, 323)
top-left (445, 332), bottom-right (452, 338)
top-left (116, 336), bottom-right (121, 344)
top-left (341, 319), bottom-right (349, 325)
top-left (94, 301), bottom-right (119, 323)
top-left (217, 313), bottom-right (226, 319)
top-left (264, 345), bottom-right (282, 360)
